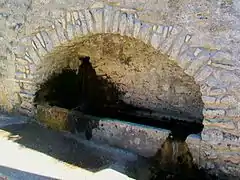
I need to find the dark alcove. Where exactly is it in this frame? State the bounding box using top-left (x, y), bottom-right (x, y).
top-left (34, 56), bottom-right (204, 140)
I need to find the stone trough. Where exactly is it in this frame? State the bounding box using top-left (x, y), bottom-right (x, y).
top-left (36, 105), bottom-right (240, 179)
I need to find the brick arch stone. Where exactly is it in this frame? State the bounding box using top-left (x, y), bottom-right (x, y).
top-left (14, 5), bottom-right (240, 138)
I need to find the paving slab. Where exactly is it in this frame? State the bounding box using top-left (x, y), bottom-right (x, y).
top-left (0, 114), bottom-right (142, 180)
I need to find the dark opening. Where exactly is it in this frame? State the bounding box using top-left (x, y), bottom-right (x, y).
top-left (34, 56), bottom-right (203, 140)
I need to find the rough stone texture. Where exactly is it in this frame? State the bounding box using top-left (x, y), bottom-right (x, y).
top-left (33, 105), bottom-right (240, 178)
top-left (36, 105), bottom-right (69, 131)
top-left (36, 33), bottom-right (204, 121)
top-left (0, 0), bottom-right (240, 177)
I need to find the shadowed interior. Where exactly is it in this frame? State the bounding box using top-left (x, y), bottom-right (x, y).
top-left (35, 55), bottom-right (204, 139)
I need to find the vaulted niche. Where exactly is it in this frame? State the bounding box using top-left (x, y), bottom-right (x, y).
top-left (34, 34), bottom-right (204, 138)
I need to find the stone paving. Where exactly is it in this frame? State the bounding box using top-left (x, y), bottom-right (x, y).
top-left (0, 114), bottom-right (137, 180)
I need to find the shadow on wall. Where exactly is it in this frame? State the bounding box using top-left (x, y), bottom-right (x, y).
top-left (34, 55), bottom-right (204, 140)
top-left (34, 34), bottom-right (204, 124)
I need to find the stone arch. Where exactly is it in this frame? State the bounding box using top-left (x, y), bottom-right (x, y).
top-left (14, 5), bottom-right (239, 135)
top-left (34, 33), bottom-right (204, 123)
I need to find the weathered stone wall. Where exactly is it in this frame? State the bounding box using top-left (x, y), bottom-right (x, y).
top-left (0, 0), bottom-right (240, 176)
top-left (35, 33), bottom-right (204, 121)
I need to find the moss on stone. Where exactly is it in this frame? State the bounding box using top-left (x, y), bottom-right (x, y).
top-left (36, 105), bottom-right (69, 131)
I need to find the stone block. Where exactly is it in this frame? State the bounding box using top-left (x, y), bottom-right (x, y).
top-left (201, 128), bottom-right (223, 143)
top-left (194, 65), bottom-right (213, 82)
top-left (222, 153), bottom-right (240, 164)
top-left (91, 8), bottom-right (104, 33)
top-left (36, 105), bottom-right (69, 131)
top-left (211, 51), bottom-right (232, 64)
top-left (169, 31), bottom-right (188, 60)
top-left (47, 29), bottom-right (60, 47)
top-left (103, 5), bottom-right (115, 33)
top-left (125, 13), bottom-right (135, 36)
top-left (119, 12), bottom-right (127, 36)
top-left (203, 109), bottom-right (225, 118)
top-left (226, 109), bottom-right (240, 120)
top-left (204, 120), bottom-right (235, 130)
top-left (133, 19), bottom-right (141, 38)
top-left (19, 92), bottom-right (34, 102)
top-left (150, 33), bottom-right (161, 49)
top-left (20, 101), bottom-right (34, 111)
top-left (84, 9), bottom-right (94, 33)
top-left (220, 95), bottom-right (238, 108)
top-left (15, 64), bottom-right (26, 73)
top-left (202, 96), bottom-right (216, 104)
top-left (215, 70), bottom-right (240, 84)
top-left (92, 119), bottom-right (170, 157)
top-left (184, 34), bottom-right (192, 43)
top-left (66, 24), bottom-right (74, 40)
top-left (21, 82), bottom-right (36, 91)
top-left (208, 87), bottom-right (226, 96)
top-left (160, 25), bottom-right (183, 55)
top-left (15, 57), bottom-right (29, 65)
top-left (138, 22), bottom-right (153, 44)
top-left (177, 47), bottom-right (195, 69)
top-left (184, 49), bottom-right (211, 76)
top-left (15, 72), bottom-right (26, 79)
top-left (112, 10), bottom-right (120, 33)
top-left (204, 75), bottom-right (220, 87)
top-left (54, 19), bottom-right (68, 43)
top-left (40, 31), bottom-right (53, 52)
top-left (78, 10), bottom-right (89, 35)
top-left (36, 33), bottom-right (46, 49)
